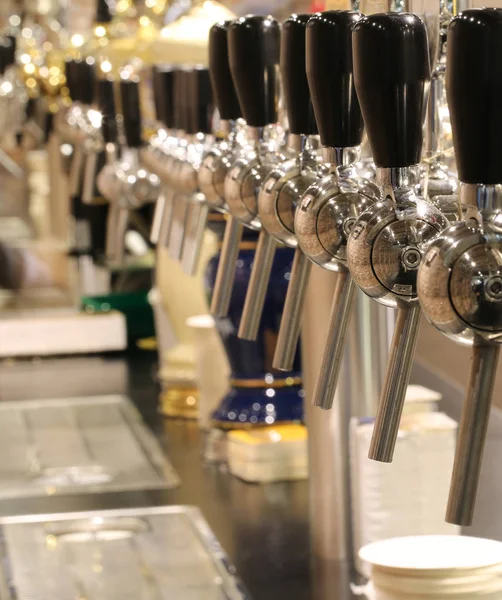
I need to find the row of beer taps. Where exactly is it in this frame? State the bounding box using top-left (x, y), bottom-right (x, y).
top-left (59, 5), bottom-right (502, 528)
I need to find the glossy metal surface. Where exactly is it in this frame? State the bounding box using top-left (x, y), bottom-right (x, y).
top-left (69, 145), bottom-right (84, 198)
top-left (0, 351), bottom-right (367, 598)
top-left (272, 249), bottom-right (312, 371)
top-left (0, 506), bottom-right (249, 600)
top-left (348, 166), bottom-right (449, 463)
top-left (295, 161), bottom-right (379, 272)
top-left (237, 231), bottom-right (277, 340)
top-left (157, 189), bottom-right (176, 248)
top-left (151, 190), bottom-right (168, 244)
top-left (181, 197), bottom-right (209, 275)
top-left (215, 139), bottom-right (287, 322)
top-left (313, 269), bottom-right (356, 410)
top-left (210, 216), bottom-right (244, 317)
top-left (0, 395), bottom-right (179, 497)
top-left (224, 149), bottom-right (273, 231)
top-left (238, 145), bottom-right (321, 342)
top-left (348, 167), bottom-right (448, 309)
top-left (368, 305), bottom-right (422, 461)
top-left (446, 344), bottom-right (500, 526)
top-left (169, 193), bottom-right (190, 261)
top-left (418, 187), bottom-right (502, 346)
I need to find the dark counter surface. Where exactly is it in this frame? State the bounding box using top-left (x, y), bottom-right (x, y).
top-left (0, 349), bottom-right (357, 600)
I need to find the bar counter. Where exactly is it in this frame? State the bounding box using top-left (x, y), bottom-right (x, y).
top-left (0, 348), bottom-right (357, 600)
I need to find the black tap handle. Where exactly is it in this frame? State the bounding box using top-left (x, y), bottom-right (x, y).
top-left (95, 0), bottom-right (113, 23)
top-left (281, 14), bottom-right (316, 136)
top-left (447, 9), bottom-right (502, 184)
top-left (153, 66), bottom-right (175, 129)
top-left (306, 11), bottom-right (363, 148)
top-left (65, 59), bottom-right (84, 103)
top-left (65, 59), bottom-right (76, 100)
top-left (67, 59), bottom-right (96, 105)
top-left (96, 78), bottom-right (117, 143)
top-left (152, 66), bottom-right (166, 124)
top-left (188, 67), bottom-right (213, 135)
top-left (353, 13), bottom-right (430, 168)
top-left (80, 59), bottom-right (97, 105)
top-left (173, 68), bottom-right (188, 132)
top-left (172, 69), bottom-right (182, 130)
top-left (228, 15), bottom-right (280, 127)
top-left (3, 35), bottom-right (16, 72)
top-left (0, 36), bottom-right (15, 75)
top-left (120, 78), bottom-right (142, 148)
top-left (209, 21), bottom-right (241, 122)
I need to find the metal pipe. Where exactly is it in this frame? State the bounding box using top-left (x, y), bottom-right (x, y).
top-left (151, 190), bottom-right (167, 244)
top-left (82, 151), bottom-right (98, 205)
top-left (313, 269), bottom-right (356, 410)
top-left (368, 305), bottom-right (422, 462)
top-left (181, 201), bottom-right (209, 276)
top-left (237, 230), bottom-right (277, 341)
top-left (210, 216), bottom-right (243, 317)
top-left (273, 249), bottom-right (312, 371)
top-left (446, 343), bottom-right (500, 526)
top-left (107, 205), bottom-right (129, 264)
top-left (157, 188), bottom-right (175, 248)
top-left (69, 145), bottom-right (84, 197)
top-left (169, 194), bottom-right (189, 261)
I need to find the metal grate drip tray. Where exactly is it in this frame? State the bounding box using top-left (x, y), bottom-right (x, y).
top-left (0, 506), bottom-right (249, 599)
top-left (0, 395), bottom-right (179, 497)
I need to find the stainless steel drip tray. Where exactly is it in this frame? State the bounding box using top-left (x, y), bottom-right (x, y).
top-left (0, 395), bottom-right (179, 497)
top-left (0, 506), bottom-right (249, 600)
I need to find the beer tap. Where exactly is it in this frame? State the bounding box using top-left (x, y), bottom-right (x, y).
top-left (211, 15), bottom-right (288, 318)
top-left (79, 0), bottom-right (115, 207)
top-left (168, 68), bottom-right (193, 262)
top-left (107, 73), bottom-right (160, 264)
top-left (237, 13), bottom-right (322, 344)
top-left (198, 21), bottom-right (243, 219)
top-left (178, 66), bottom-right (214, 275)
top-left (417, 8), bottom-right (502, 526)
top-left (63, 58), bottom-right (97, 199)
top-left (94, 74), bottom-right (122, 262)
top-left (292, 11), bottom-right (379, 400)
top-left (148, 65), bottom-right (176, 247)
top-left (347, 13), bottom-right (450, 462)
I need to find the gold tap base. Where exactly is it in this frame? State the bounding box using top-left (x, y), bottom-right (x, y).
top-left (210, 419), bottom-right (299, 430)
top-left (160, 386), bottom-right (200, 420)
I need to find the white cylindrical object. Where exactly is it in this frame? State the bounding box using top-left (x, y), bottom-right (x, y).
top-left (351, 399), bottom-right (460, 577)
top-left (360, 535), bottom-right (502, 599)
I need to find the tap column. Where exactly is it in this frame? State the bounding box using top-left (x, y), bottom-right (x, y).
top-left (211, 15), bottom-right (283, 319)
top-left (418, 8), bottom-right (502, 526)
top-left (348, 13), bottom-right (450, 462)
top-left (238, 14), bottom-right (320, 345)
top-left (294, 10), bottom-right (379, 407)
